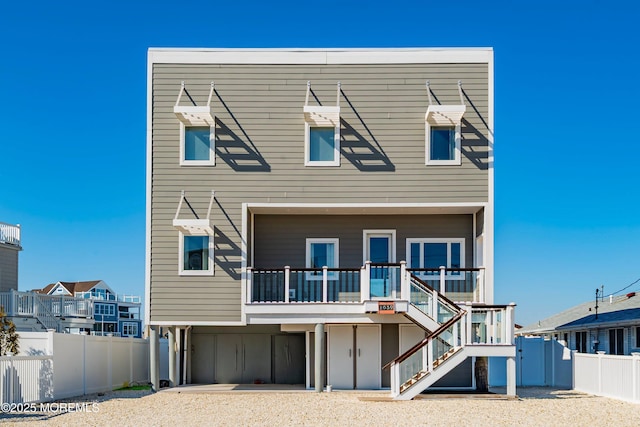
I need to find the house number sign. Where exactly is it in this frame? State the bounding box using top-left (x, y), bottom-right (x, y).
top-left (378, 302), bottom-right (395, 314)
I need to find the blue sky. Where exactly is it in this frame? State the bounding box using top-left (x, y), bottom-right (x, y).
top-left (1, 1), bottom-right (638, 326)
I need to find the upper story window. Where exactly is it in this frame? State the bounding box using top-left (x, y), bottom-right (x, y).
top-left (95, 303), bottom-right (115, 316)
top-left (303, 81), bottom-right (341, 167)
top-left (174, 82), bottom-right (216, 166)
top-left (425, 81), bottom-right (466, 166)
top-left (181, 125), bottom-right (215, 165)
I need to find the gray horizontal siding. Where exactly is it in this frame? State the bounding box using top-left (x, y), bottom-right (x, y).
top-left (150, 62), bottom-right (490, 323)
top-left (0, 246), bottom-right (18, 292)
top-left (253, 214), bottom-right (473, 268)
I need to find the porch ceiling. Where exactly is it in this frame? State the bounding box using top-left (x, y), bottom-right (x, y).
top-left (247, 203), bottom-right (485, 215)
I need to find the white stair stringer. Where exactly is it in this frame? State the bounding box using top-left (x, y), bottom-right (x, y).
top-left (395, 346), bottom-right (468, 400)
top-left (404, 303), bottom-right (440, 332)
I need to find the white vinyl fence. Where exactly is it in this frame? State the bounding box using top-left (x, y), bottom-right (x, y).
top-left (574, 352), bottom-right (640, 403)
top-left (0, 332), bottom-right (149, 404)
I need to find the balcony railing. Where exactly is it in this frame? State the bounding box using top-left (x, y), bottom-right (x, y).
top-left (0, 222), bottom-right (20, 247)
top-left (246, 262), bottom-right (485, 304)
top-left (0, 290), bottom-right (93, 319)
top-left (407, 267), bottom-right (485, 303)
top-left (75, 292), bottom-right (141, 304)
top-left (250, 267), bottom-right (361, 303)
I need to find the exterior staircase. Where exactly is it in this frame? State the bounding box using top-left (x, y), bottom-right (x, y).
top-left (386, 272), bottom-right (515, 400)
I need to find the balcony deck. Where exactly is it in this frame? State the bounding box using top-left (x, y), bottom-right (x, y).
top-left (0, 222), bottom-right (21, 248)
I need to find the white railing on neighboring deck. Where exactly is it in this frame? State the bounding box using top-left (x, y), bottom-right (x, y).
top-left (75, 292), bottom-right (142, 304)
top-left (246, 262), bottom-right (486, 304)
top-left (0, 290), bottom-right (94, 332)
top-left (0, 222), bottom-right (21, 247)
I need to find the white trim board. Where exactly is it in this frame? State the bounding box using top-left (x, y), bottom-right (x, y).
top-left (148, 48), bottom-right (493, 65)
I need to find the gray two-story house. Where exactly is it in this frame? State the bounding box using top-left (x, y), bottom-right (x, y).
top-left (146, 48), bottom-right (516, 398)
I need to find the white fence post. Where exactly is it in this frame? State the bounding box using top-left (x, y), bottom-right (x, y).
top-left (632, 352), bottom-right (640, 402)
top-left (597, 351), bottom-right (604, 395)
top-left (439, 266), bottom-right (446, 295)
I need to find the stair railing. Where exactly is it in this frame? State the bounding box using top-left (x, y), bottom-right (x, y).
top-left (385, 309), bottom-right (467, 397)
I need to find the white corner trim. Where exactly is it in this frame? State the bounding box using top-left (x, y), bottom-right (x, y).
top-left (145, 51), bottom-right (153, 326)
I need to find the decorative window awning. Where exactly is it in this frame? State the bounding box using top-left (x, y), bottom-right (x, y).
top-left (424, 80), bottom-right (466, 125)
top-left (172, 190), bottom-right (215, 235)
top-left (303, 81), bottom-right (341, 126)
top-left (173, 82), bottom-right (215, 126)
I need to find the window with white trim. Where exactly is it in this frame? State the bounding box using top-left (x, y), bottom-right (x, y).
top-left (306, 238), bottom-right (339, 280)
top-left (174, 82), bottom-right (216, 166)
top-left (122, 322), bottom-right (139, 337)
top-left (180, 123), bottom-right (215, 166)
top-left (424, 81), bottom-right (465, 166)
top-left (576, 331), bottom-right (588, 353)
top-left (94, 303), bottom-right (116, 317)
top-left (636, 327), bottom-right (640, 349)
top-left (609, 328), bottom-right (624, 355)
top-left (425, 110), bottom-right (463, 165)
top-left (406, 238), bottom-right (465, 276)
top-left (303, 81), bottom-right (341, 166)
top-left (179, 233), bottom-right (214, 276)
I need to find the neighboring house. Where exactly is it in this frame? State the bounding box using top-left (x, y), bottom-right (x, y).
top-left (146, 47), bottom-right (516, 398)
top-left (35, 280), bottom-right (142, 338)
top-left (519, 293), bottom-right (640, 356)
top-left (0, 222), bottom-right (21, 292)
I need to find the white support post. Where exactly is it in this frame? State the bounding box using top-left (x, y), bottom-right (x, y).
top-left (439, 266), bottom-right (446, 295)
top-left (506, 303), bottom-right (516, 345)
top-left (168, 326), bottom-right (176, 388)
top-left (466, 303), bottom-right (473, 345)
top-left (422, 340), bottom-right (428, 372)
top-left (246, 267), bottom-right (253, 304)
top-left (432, 290), bottom-right (439, 321)
top-left (453, 320), bottom-right (459, 347)
top-left (460, 309), bottom-right (467, 346)
top-left (390, 363), bottom-right (398, 397)
top-left (427, 340), bottom-right (434, 373)
top-left (400, 261), bottom-right (408, 300)
top-left (362, 262), bottom-right (371, 301)
top-left (491, 310), bottom-right (498, 344)
top-left (478, 268), bottom-right (486, 303)
top-left (506, 356), bottom-right (516, 396)
top-left (322, 266), bottom-right (328, 303)
top-left (284, 266), bottom-right (290, 303)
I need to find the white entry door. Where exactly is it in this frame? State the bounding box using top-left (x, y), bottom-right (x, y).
top-left (328, 325), bottom-right (354, 389)
top-left (328, 325), bottom-right (381, 389)
top-left (355, 325), bottom-right (381, 389)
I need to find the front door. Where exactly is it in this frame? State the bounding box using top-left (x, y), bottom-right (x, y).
top-left (327, 325), bottom-right (381, 389)
top-left (364, 230), bottom-right (396, 298)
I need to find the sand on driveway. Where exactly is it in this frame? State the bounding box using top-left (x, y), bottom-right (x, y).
top-left (1, 387), bottom-right (639, 426)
